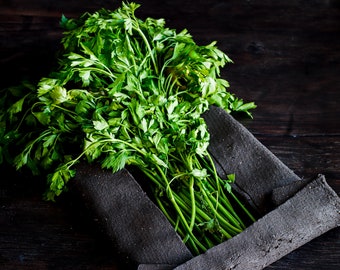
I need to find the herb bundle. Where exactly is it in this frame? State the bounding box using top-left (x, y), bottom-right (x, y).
top-left (0, 2), bottom-right (256, 254)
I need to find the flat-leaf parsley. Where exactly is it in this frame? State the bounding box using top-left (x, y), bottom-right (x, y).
top-left (0, 2), bottom-right (256, 255)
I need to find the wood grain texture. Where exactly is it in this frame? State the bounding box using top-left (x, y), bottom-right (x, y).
top-left (0, 0), bottom-right (339, 269)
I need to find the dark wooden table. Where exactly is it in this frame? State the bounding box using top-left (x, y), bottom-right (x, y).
top-left (1, 1), bottom-right (339, 269)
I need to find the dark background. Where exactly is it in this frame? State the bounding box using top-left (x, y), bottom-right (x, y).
top-left (1, 0), bottom-right (339, 269)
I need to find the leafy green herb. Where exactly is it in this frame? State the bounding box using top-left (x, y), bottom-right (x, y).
top-left (0, 2), bottom-right (256, 255)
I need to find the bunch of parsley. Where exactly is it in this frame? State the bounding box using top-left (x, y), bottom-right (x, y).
top-left (0, 2), bottom-right (256, 254)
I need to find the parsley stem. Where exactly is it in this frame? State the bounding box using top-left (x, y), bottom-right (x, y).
top-left (134, 26), bottom-right (159, 75)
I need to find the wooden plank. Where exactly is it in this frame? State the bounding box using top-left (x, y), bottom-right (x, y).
top-left (0, 0), bottom-right (339, 269)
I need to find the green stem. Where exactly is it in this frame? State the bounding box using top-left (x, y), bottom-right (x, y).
top-left (198, 181), bottom-right (244, 235)
top-left (198, 154), bottom-right (254, 227)
top-left (154, 164), bottom-right (206, 254)
top-left (174, 189), bottom-right (231, 247)
top-left (133, 24), bottom-right (159, 75)
top-left (230, 191), bottom-right (257, 223)
top-left (73, 67), bottom-right (115, 81)
top-left (188, 176), bottom-right (196, 232)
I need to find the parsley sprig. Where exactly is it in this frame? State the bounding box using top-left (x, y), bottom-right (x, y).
top-left (0, 2), bottom-right (256, 254)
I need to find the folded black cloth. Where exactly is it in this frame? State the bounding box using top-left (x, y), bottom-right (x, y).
top-left (74, 165), bottom-right (193, 266)
top-left (204, 106), bottom-right (304, 214)
top-left (73, 106), bottom-right (340, 269)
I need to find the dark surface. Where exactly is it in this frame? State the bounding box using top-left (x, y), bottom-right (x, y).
top-left (0, 0), bottom-right (339, 269)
